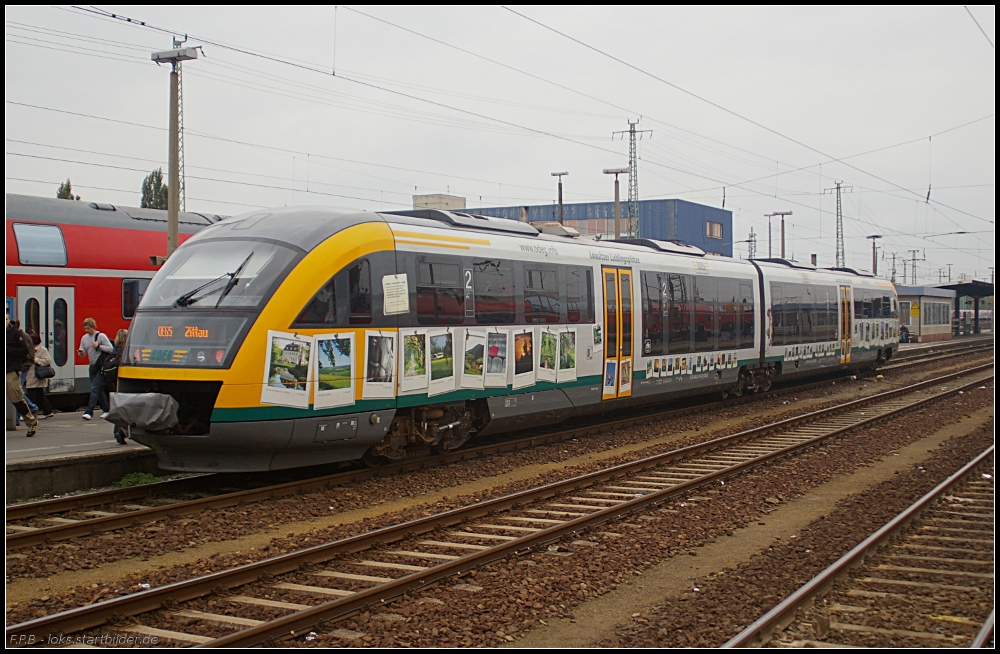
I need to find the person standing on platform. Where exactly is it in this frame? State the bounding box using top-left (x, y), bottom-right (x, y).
top-left (25, 333), bottom-right (55, 419)
top-left (78, 317), bottom-right (113, 420)
top-left (6, 311), bottom-right (37, 436)
top-left (14, 320), bottom-right (41, 419)
top-left (106, 329), bottom-right (129, 444)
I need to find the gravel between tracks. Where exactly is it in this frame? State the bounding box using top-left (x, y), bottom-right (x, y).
top-left (599, 418), bottom-right (995, 647)
top-left (4, 371), bottom-right (897, 585)
top-left (7, 356), bottom-right (977, 589)
top-left (4, 364), bottom-right (989, 637)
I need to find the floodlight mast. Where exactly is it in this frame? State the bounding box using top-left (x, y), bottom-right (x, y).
top-left (151, 47), bottom-right (199, 260)
top-left (603, 168), bottom-right (629, 240)
top-left (551, 172), bottom-right (569, 224)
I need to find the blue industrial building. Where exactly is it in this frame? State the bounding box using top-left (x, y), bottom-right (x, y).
top-left (473, 198), bottom-right (733, 257)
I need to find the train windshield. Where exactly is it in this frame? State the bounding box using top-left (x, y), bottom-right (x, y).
top-left (142, 240), bottom-right (298, 309)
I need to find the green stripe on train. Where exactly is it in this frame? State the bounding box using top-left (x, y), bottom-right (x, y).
top-left (211, 375), bottom-right (603, 423)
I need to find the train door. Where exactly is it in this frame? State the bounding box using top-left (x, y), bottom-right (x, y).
top-left (839, 285), bottom-right (852, 364)
top-left (16, 286), bottom-right (75, 393)
top-left (602, 267), bottom-right (633, 399)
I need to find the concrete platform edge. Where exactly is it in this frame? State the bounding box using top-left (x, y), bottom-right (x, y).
top-left (6, 448), bottom-right (167, 501)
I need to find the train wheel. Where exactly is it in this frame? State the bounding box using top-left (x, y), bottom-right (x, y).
top-left (361, 450), bottom-right (387, 467)
top-left (731, 378), bottom-right (745, 397)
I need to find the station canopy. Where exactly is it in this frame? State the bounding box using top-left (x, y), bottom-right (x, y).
top-left (935, 280), bottom-right (994, 300)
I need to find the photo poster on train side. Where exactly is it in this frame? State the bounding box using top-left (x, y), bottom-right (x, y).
top-left (537, 329), bottom-right (557, 383)
top-left (427, 328), bottom-right (457, 397)
top-left (398, 331), bottom-right (429, 394)
top-left (312, 332), bottom-right (355, 409)
top-left (592, 323), bottom-right (604, 354)
top-left (362, 330), bottom-right (396, 399)
top-left (557, 328), bottom-right (577, 383)
top-left (485, 330), bottom-right (511, 388)
top-left (460, 329), bottom-right (487, 390)
top-left (619, 357), bottom-right (633, 394)
top-left (512, 327), bottom-right (536, 390)
top-left (261, 330), bottom-right (312, 408)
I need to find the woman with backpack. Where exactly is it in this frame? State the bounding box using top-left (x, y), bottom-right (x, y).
top-left (105, 329), bottom-right (129, 444)
top-left (24, 333), bottom-right (55, 419)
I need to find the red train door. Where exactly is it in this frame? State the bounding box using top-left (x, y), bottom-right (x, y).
top-left (17, 286), bottom-right (76, 393)
top-left (602, 267), bottom-right (633, 399)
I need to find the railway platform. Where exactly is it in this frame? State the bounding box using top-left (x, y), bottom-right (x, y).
top-left (5, 410), bottom-right (160, 501)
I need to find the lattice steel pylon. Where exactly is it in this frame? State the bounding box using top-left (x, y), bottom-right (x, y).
top-left (174, 37), bottom-right (187, 212)
top-left (824, 181), bottom-right (852, 268)
top-left (613, 120), bottom-right (651, 238)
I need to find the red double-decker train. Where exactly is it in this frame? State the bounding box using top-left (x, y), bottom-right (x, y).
top-left (5, 194), bottom-right (223, 401)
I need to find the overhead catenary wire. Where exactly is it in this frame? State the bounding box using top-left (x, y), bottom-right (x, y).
top-left (501, 6), bottom-right (994, 226)
top-left (20, 8), bottom-right (994, 230)
top-left (8, 7), bottom-right (993, 278)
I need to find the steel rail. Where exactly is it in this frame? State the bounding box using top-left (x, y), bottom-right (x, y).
top-left (6, 366), bottom-right (991, 646)
top-left (3, 337), bottom-right (979, 527)
top-left (3, 345), bottom-right (983, 550)
top-left (722, 444), bottom-right (995, 648)
top-left (971, 610), bottom-right (995, 649)
top-left (4, 475), bottom-right (215, 522)
top-left (5, 346), bottom-right (990, 550)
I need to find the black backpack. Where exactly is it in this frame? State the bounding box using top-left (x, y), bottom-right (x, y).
top-left (101, 345), bottom-right (122, 389)
top-left (19, 329), bottom-right (35, 372)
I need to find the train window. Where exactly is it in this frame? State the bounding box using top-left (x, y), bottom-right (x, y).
top-left (417, 258), bottom-right (465, 326)
top-left (143, 239), bottom-right (298, 309)
top-left (524, 266), bottom-right (561, 324)
top-left (23, 298), bottom-right (41, 337)
top-left (803, 285), bottom-right (819, 342)
top-left (348, 259), bottom-right (373, 325)
top-left (620, 271), bottom-right (633, 355)
top-left (862, 292), bottom-right (873, 319)
top-left (812, 286), bottom-right (829, 341)
top-left (473, 259), bottom-right (515, 325)
top-left (122, 279), bottom-right (151, 319)
top-left (716, 278), bottom-right (738, 349)
top-left (739, 280), bottom-right (755, 349)
top-left (782, 284), bottom-right (803, 344)
top-left (898, 301), bottom-right (910, 326)
top-left (640, 271), bottom-right (663, 356)
top-left (667, 274), bottom-right (692, 355)
top-left (13, 223), bottom-right (68, 266)
top-left (52, 299), bottom-right (68, 366)
top-left (693, 276), bottom-right (716, 352)
top-left (872, 295), bottom-right (882, 320)
top-left (566, 266), bottom-right (594, 324)
top-left (294, 279), bottom-right (337, 327)
top-left (882, 295), bottom-right (893, 318)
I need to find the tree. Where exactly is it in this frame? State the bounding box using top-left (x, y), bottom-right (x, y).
top-left (56, 179), bottom-right (80, 200)
top-left (140, 168), bottom-right (169, 210)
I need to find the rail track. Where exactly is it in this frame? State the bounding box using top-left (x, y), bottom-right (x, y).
top-left (5, 340), bottom-right (992, 552)
top-left (724, 444), bottom-right (994, 648)
top-left (6, 364), bottom-right (992, 647)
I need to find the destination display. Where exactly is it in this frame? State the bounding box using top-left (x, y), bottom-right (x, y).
top-left (126, 315), bottom-right (250, 368)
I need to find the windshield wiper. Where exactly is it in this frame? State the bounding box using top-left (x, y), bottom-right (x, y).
top-left (215, 253), bottom-right (253, 308)
top-left (173, 253), bottom-right (254, 308)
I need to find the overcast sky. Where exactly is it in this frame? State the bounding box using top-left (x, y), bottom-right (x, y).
top-left (5, 5), bottom-right (995, 283)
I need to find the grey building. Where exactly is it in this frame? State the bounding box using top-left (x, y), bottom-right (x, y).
top-left (471, 198), bottom-right (733, 257)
